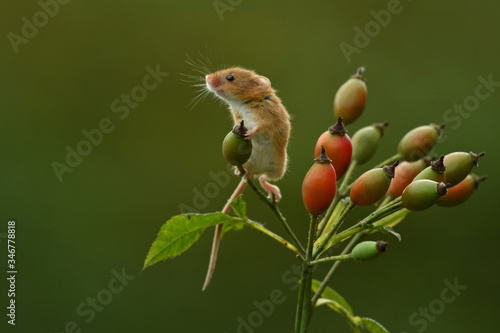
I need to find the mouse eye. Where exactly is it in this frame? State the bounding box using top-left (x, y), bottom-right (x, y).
top-left (226, 75), bottom-right (235, 82)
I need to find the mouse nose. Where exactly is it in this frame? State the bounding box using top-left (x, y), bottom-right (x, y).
top-left (206, 74), bottom-right (219, 88)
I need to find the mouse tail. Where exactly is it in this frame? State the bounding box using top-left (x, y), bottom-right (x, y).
top-left (202, 224), bottom-right (223, 291)
top-left (202, 178), bottom-right (248, 290)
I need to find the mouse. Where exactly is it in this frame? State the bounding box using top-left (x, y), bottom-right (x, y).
top-left (202, 67), bottom-right (291, 290)
top-left (205, 67), bottom-right (291, 197)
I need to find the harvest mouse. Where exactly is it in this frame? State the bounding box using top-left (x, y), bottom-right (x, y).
top-left (202, 67), bottom-right (291, 289)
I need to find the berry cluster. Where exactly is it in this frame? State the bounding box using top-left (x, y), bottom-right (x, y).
top-left (301, 67), bottom-right (486, 260)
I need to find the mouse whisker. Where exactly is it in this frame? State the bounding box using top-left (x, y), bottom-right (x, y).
top-left (197, 50), bottom-right (215, 73)
top-left (187, 87), bottom-right (211, 110)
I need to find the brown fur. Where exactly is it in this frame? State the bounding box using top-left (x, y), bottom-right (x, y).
top-left (206, 67), bottom-right (291, 180)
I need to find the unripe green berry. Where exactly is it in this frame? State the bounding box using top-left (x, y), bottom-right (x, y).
top-left (413, 155), bottom-right (446, 183)
top-left (398, 124), bottom-right (444, 162)
top-left (351, 241), bottom-right (388, 261)
top-left (222, 121), bottom-right (252, 166)
top-left (351, 122), bottom-right (388, 165)
top-left (350, 161), bottom-right (398, 206)
top-left (402, 180), bottom-right (448, 211)
top-left (334, 67), bottom-right (367, 125)
top-left (443, 151), bottom-right (485, 187)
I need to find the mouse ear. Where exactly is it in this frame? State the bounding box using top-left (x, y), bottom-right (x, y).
top-left (256, 76), bottom-right (271, 92)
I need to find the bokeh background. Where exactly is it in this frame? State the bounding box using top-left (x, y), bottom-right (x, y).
top-left (1, 1), bottom-right (499, 332)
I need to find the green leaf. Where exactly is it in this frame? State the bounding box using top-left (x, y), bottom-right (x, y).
top-left (220, 218), bottom-right (245, 238)
top-left (144, 213), bottom-right (243, 269)
top-left (230, 195), bottom-right (247, 218)
top-left (315, 298), bottom-right (360, 333)
top-left (312, 279), bottom-right (353, 315)
top-left (359, 317), bottom-right (390, 333)
top-left (370, 225), bottom-right (402, 241)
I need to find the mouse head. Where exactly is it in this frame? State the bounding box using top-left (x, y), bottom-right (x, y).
top-left (206, 67), bottom-right (273, 105)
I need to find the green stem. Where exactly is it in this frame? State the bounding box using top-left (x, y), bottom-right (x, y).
top-left (237, 166), bottom-right (305, 254)
top-left (308, 254), bottom-right (353, 265)
top-left (373, 153), bottom-right (402, 169)
top-left (246, 219), bottom-right (299, 253)
top-left (318, 160), bottom-right (358, 237)
top-left (311, 232), bottom-right (364, 306)
top-left (313, 201), bottom-right (356, 259)
top-left (334, 198), bottom-right (404, 244)
top-left (377, 195), bottom-right (394, 211)
top-left (295, 215), bottom-right (318, 333)
top-left (338, 160), bottom-right (358, 197)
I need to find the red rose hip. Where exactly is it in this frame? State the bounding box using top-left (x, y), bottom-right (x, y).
top-left (314, 117), bottom-right (352, 180)
top-left (302, 146), bottom-right (337, 216)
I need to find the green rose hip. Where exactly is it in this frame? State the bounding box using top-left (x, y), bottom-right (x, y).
top-left (443, 151), bottom-right (485, 187)
top-left (413, 155), bottom-right (446, 183)
top-left (402, 180), bottom-right (448, 211)
top-left (351, 241), bottom-right (388, 261)
top-left (351, 122), bottom-right (389, 165)
top-left (398, 123), bottom-right (444, 162)
top-left (222, 120), bottom-right (253, 166)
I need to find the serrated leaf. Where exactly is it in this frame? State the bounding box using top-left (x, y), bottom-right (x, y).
top-left (359, 317), bottom-right (390, 333)
top-left (312, 279), bottom-right (353, 315)
top-left (230, 195), bottom-right (247, 218)
top-left (144, 213), bottom-right (242, 269)
top-left (316, 298), bottom-right (361, 333)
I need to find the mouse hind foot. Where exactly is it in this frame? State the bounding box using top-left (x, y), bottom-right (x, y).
top-left (259, 176), bottom-right (282, 202)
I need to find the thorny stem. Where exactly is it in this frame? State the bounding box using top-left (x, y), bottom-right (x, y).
top-left (295, 215), bottom-right (318, 332)
top-left (237, 166), bottom-right (305, 254)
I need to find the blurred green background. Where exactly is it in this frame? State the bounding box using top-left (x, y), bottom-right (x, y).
top-left (1, 1), bottom-right (499, 332)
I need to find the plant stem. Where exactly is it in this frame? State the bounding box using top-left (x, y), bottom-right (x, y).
top-left (313, 200), bottom-right (356, 259)
top-left (317, 160), bottom-right (358, 236)
top-left (237, 166), bottom-right (305, 254)
top-left (295, 215), bottom-right (317, 333)
top-left (373, 153), bottom-right (402, 169)
top-left (334, 198), bottom-right (403, 244)
top-left (308, 254), bottom-right (353, 265)
top-left (246, 219), bottom-right (299, 253)
top-left (338, 160), bottom-right (358, 197)
top-left (311, 232), bottom-right (364, 306)
top-left (377, 195), bottom-right (394, 210)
